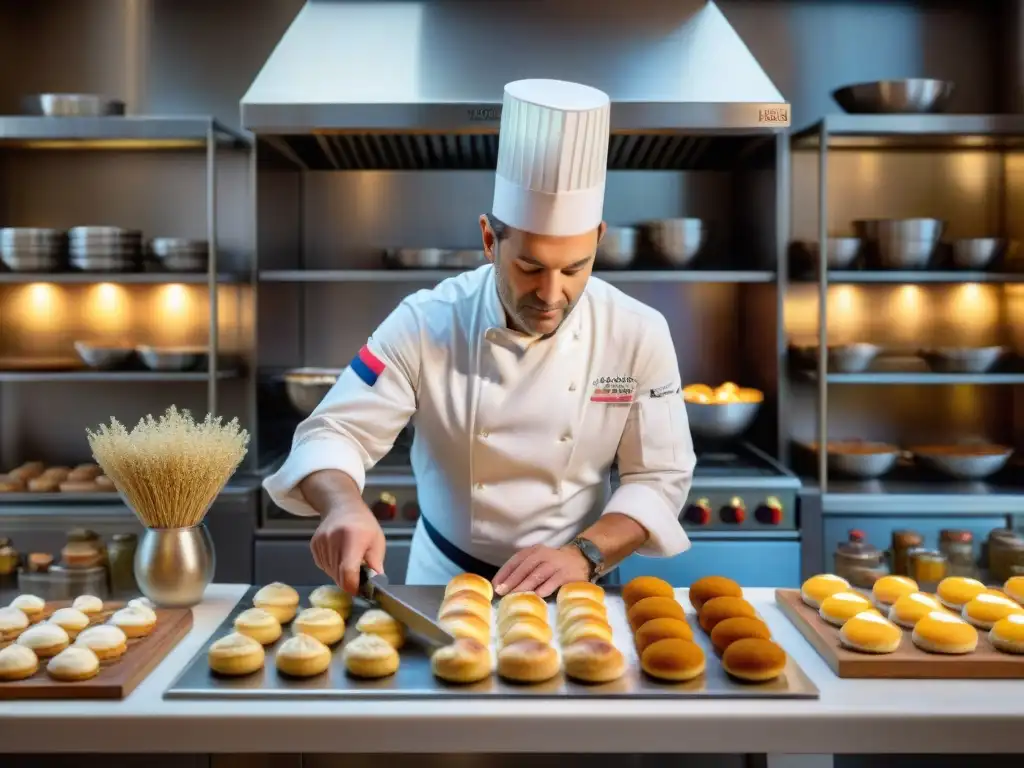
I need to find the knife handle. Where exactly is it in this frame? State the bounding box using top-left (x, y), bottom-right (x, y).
top-left (358, 564), bottom-right (375, 598)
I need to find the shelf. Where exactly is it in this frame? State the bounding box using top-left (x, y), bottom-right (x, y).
top-left (0, 369), bottom-right (241, 383)
top-left (793, 270), bottom-right (1024, 285)
top-left (792, 114), bottom-right (1024, 150)
top-left (0, 272), bottom-right (246, 285)
top-left (0, 116), bottom-right (248, 149)
top-left (258, 269), bottom-right (777, 284)
top-left (825, 372), bottom-right (1024, 385)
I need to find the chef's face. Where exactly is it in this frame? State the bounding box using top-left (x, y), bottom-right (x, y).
top-left (480, 215), bottom-right (606, 336)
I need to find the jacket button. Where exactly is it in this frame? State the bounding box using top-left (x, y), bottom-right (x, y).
top-left (569, 382), bottom-right (577, 392)
top-left (560, 434), bottom-right (572, 443)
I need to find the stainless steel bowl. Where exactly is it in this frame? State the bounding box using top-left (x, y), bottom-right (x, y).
top-left (950, 238), bottom-right (1004, 270)
top-left (596, 227), bottom-right (638, 268)
top-left (832, 79), bottom-right (954, 114)
top-left (73, 341), bottom-right (135, 370)
top-left (805, 237), bottom-right (861, 270)
top-left (150, 238), bottom-right (209, 272)
top-left (383, 248), bottom-right (447, 269)
top-left (68, 226), bottom-right (141, 239)
top-left (284, 368), bottom-right (344, 416)
top-left (22, 93), bottom-right (126, 117)
top-left (919, 346), bottom-right (1006, 373)
top-left (0, 227), bottom-right (64, 251)
top-left (1, 251), bottom-right (62, 272)
top-left (912, 445), bottom-right (1013, 480)
top-left (644, 218), bottom-right (707, 267)
top-left (70, 254), bottom-right (139, 272)
top-left (819, 442), bottom-right (901, 479)
top-left (685, 400), bottom-right (761, 440)
top-left (441, 250), bottom-right (487, 269)
top-left (853, 218), bottom-right (943, 269)
top-left (790, 343), bottom-right (881, 373)
top-left (136, 345), bottom-right (207, 372)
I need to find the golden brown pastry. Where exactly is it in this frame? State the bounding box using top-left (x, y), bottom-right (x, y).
top-left (721, 638), bottom-right (787, 682)
top-left (698, 596), bottom-right (756, 633)
top-left (0, 475), bottom-right (26, 492)
top-left (634, 616), bottom-right (694, 653)
top-left (497, 592), bottom-right (548, 623)
top-left (47, 646), bottom-right (101, 682)
top-left (1005, 576), bottom-right (1024, 606)
top-left (71, 595), bottom-right (104, 616)
top-left (74, 624), bottom-right (128, 661)
top-left (439, 590), bottom-right (493, 624)
top-left (233, 607), bottom-right (283, 645)
top-left (293, 607), bottom-right (346, 645)
top-left (687, 576), bottom-right (743, 612)
top-left (496, 639), bottom-right (560, 684)
top-left (8, 461), bottom-right (44, 481)
top-left (440, 610), bottom-right (491, 645)
top-left (562, 638), bottom-right (626, 684)
top-left (276, 633), bottom-right (332, 677)
top-left (0, 605), bottom-right (30, 642)
top-left (445, 573), bottom-right (495, 602)
top-left (343, 632), bottom-right (400, 679)
top-left (935, 577), bottom-right (986, 611)
top-left (961, 593), bottom-right (1024, 630)
top-left (839, 610), bottom-right (901, 654)
top-left (556, 599), bottom-right (607, 631)
top-left (95, 474), bottom-right (115, 490)
top-left (560, 618), bottom-right (614, 645)
top-left (28, 476), bottom-right (60, 492)
top-left (59, 480), bottom-right (103, 493)
top-left (355, 609), bottom-right (406, 649)
top-left (41, 466), bottom-right (70, 481)
top-left (622, 576), bottom-right (674, 608)
top-left (989, 613), bottom-right (1024, 654)
top-left (127, 597), bottom-right (156, 614)
top-left (309, 584), bottom-right (353, 619)
top-left (252, 582), bottom-right (300, 623)
top-left (640, 638), bottom-right (706, 682)
top-left (109, 606), bottom-right (156, 638)
top-left (48, 607), bottom-right (91, 639)
top-left (68, 463), bottom-right (102, 481)
top-left (9, 594), bottom-right (45, 623)
top-left (499, 615), bottom-right (554, 646)
top-left (627, 595), bottom-right (686, 632)
top-left (871, 575), bottom-right (918, 610)
top-left (912, 611), bottom-right (978, 654)
top-left (887, 592), bottom-right (947, 629)
top-left (431, 637), bottom-right (491, 684)
top-left (555, 581), bottom-right (605, 606)
top-left (818, 591), bottom-right (873, 627)
top-left (800, 574), bottom-right (850, 609)
top-left (0, 643), bottom-right (39, 681)
top-left (16, 622), bottom-right (70, 658)
top-left (710, 616), bottom-right (772, 654)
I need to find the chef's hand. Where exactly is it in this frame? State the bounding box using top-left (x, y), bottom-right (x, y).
top-left (310, 502), bottom-right (386, 596)
top-left (493, 544), bottom-right (590, 598)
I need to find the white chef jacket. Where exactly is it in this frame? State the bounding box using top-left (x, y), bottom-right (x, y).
top-left (264, 264), bottom-right (695, 569)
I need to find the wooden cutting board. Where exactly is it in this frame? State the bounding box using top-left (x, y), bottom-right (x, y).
top-left (775, 589), bottom-right (1024, 679)
top-left (0, 600), bottom-right (192, 699)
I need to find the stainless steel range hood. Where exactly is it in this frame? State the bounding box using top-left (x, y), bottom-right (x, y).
top-left (243, 0), bottom-right (790, 171)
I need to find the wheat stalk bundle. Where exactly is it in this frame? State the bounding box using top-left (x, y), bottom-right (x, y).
top-left (86, 405), bottom-right (250, 529)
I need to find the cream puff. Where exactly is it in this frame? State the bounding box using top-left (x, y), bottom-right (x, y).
top-left (871, 575), bottom-right (918, 611)
top-left (555, 581), bottom-right (605, 606)
top-left (109, 606), bottom-right (156, 638)
top-left (48, 607), bottom-right (91, 639)
top-left (499, 615), bottom-right (553, 646)
top-left (560, 618), bottom-right (614, 645)
top-left (622, 575), bottom-right (675, 608)
top-left (343, 632), bottom-right (400, 679)
top-left (445, 573), bottom-right (494, 602)
top-left (989, 613), bottom-right (1024, 654)
top-left (800, 574), bottom-right (850, 609)
top-left (496, 592), bottom-right (547, 623)
top-left (208, 632), bottom-right (266, 676)
top-left (0, 644), bottom-right (39, 681)
top-left (709, 616), bottom-right (772, 654)
top-left (9, 594), bottom-right (45, 624)
top-left (233, 607), bottom-right (283, 645)
top-left (687, 576), bottom-right (743, 612)
top-left (497, 639), bottom-right (560, 684)
top-left (839, 611), bottom-right (901, 654)
top-left (818, 592), bottom-right (873, 627)
top-left (439, 590), bottom-right (493, 625)
top-left (128, 597), bottom-right (156, 613)
top-left (697, 596), bottom-right (756, 633)
top-left (912, 611), bottom-right (978, 655)
top-left (640, 638), bottom-right (706, 682)
top-left (961, 593), bottom-right (1024, 630)
top-left (1003, 576), bottom-right (1024, 606)
top-left (293, 607), bottom-right (346, 646)
top-left (276, 633), bottom-right (332, 678)
top-left (935, 577), bottom-right (986, 611)
top-left (253, 582), bottom-right (300, 624)
top-left (634, 616), bottom-right (694, 653)
top-left (0, 605), bottom-right (29, 643)
top-left (439, 610), bottom-right (491, 645)
top-left (16, 622), bottom-right (70, 658)
top-left (71, 595), bottom-right (104, 617)
top-left (355, 609), bottom-right (406, 649)
top-left (74, 624), bottom-right (128, 661)
top-left (887, 592), bottom-right (947, 629)
top-left (431, 637), bottom-right (491, 684)
top-left (721, 638), bottom-right (787, 682)
top-left (47, 646), bottom-right (101, 682)
top-left (309, 584), bottom-right (353, 619)
top-left (627, 595), bottom-right (686, 632)
top-left (562, 638), bottom-right (626, 684)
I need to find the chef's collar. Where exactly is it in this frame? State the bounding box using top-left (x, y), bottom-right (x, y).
top-left (482, 264), bottom-right (584, 352)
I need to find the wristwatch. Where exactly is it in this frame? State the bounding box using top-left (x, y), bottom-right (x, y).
top-left (570, 536), bottom-right (605, 583)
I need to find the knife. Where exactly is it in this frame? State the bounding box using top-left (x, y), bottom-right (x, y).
top-left (358, 564), bottom-right (457, 647)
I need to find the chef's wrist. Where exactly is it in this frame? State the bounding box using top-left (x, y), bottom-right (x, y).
top-left (560, 542), bottom-right (595, 580)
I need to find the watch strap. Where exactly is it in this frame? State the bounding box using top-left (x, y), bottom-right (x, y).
top-left (572, 536), bottom-right (605, 582)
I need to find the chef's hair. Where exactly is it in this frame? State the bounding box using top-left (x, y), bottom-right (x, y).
top-left (485, 214), bottom-right (512, 242)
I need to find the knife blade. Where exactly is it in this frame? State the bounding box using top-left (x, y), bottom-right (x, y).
top-left (358, 565), bottom-right (457, 647)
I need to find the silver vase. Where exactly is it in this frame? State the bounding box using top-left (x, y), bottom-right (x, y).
top-left (133, 524), bottom-right (215, 608)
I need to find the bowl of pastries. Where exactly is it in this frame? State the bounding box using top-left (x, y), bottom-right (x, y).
top-left (682, 382), bottom-right (763, 439)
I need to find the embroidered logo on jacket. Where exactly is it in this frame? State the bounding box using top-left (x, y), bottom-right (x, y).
top-left (650, 383), bottom-right (680, 398)
top-left (590, 376), bottom-right (637, 404)
top-left (351, 344), bottom-right (386, 387)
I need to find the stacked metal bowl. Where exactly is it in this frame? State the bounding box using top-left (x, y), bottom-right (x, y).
top-left (149, 238), bottom-right (209, 273)
top-left (0, 228), bottom-right (65, 272)
top-left (853, 218), bottom-right (943, 269)
top-left (68, 226), bottom-right (142, 272)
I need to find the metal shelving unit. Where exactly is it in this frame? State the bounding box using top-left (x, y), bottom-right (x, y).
top-left (795, 270), bottom-right (1024, 285)
top-left (0, 272), bottom-right (244, 285)
top-left (258, 269), bottom-right (777, 284)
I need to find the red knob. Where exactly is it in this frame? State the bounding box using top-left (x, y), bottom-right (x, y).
top-left (685, 500), bottom-right (712, 526)
top-left (755, 497), bottom-right (784, 525)
top-left (721, 497), bottom-right (746, 524)
top-left (371, 492), bottom-right (397, 521)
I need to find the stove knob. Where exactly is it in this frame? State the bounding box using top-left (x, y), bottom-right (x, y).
top-left (720, 497), bottom-right (746, 524)
top-left (684, 498), bottom-right (712, 526)
top-left (755, 496), bottom-right (784, 526)
top-left (371, 492), bottom-right (398, 522)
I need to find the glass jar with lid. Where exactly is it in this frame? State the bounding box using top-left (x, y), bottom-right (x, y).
top-left (107, 533), bottom-right (139, 597)
top-left (989, 530), bottom-right (1024, 583)
top-left (834, 530), bottom-right (888, 588)
top-left (891, 529), bottom-right (923, 576)
top-left (939, 529), bottom-right (977, 579)
top-left (909, 548), bottom-right (948, 589)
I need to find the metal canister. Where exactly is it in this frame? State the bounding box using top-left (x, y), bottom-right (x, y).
top-left (939, 529), bottom-right (977, 578)
top-left (982, 528), bottom-right (1016, 570)
top-left (891, 529), bottom-right (923, 576)
top-left (989, 530), bottom-right (1024, 583)
top-left (834, 529), bottom-right (888, 588)
top-left (107, 533), bottom-right (139, 597)
top-left (909, 548), bottom-right (948, 589)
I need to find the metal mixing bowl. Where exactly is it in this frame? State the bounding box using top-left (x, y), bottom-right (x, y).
top-left (644, 218), bottom-right (707, 267)
top-left (919, 346), bottom-right (1006, 373)
top-left (150, 238), bottom-right (209, 272)
top-left (816, 442), bottom-right (901, 479)
top-left (685, 400), bottom-right (761, 440)
top-left (832, 79), bottom-right (954, 114)
top-left (853, 218), bottom-right (943, 269)
top-left (22, 93), bottom-right (126, 117)
top-left (596, 227), bottom-right (638, 269)
top-left (811, 237), bottom-right (862, 270)
top-left (912, 445), bottom-right (1013, 480)
top-left (950, 238), bottom-right (1004, 270)
top-left (790, 343), bottom-right (880, 373)
top-left (73, 341), bottom-right (135, 370)
top-left (284, 368), bottom-right (344, 416)
top-left (0, 228), bottom-right (65, 272)
top-left (136, 345), bottom-right (207, 372)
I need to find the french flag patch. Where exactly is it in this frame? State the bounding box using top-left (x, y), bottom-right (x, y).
top-left (350, 345), bottom-right (386, 387)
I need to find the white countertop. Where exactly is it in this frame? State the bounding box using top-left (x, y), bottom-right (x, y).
top-left (1, 585), bottom-right (1022, 755)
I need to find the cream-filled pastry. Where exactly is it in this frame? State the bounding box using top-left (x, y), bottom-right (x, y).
top-left (16, 622), bottom-right (70, 658)
top-left (912, 611), bottom-right (978, 655)
top-left (293, 607), bottom-right (345, 645)
top-left (871, 575), bottom-right (918, 610)
top-left (74, 624), bottom-right (128, 661)
top-left (1002, 576), bottom-right (1024, 606)
top-left (818, 592), bottom-right (873, 627)
top-left (961, 593), bottom-right (1024, 630)
top-left (47, 646), bottom-right (101, 682)
top-left (0, 605), bottom-right (29, 642)
top-left (72, 595), bottom-right (104, 616)
top-left (343, 632), bottom-right (401, 679)
top-left (208, 632), bottom-right (266, 676)
top-left (989, 614), bottom-right (1024, 654)
top-left (839, 611), bottom-right (901, 654)
top-left (109, 606), bottom-right (156, 638)
top-left (233, 608), bottom-right (283, 645)
top-left (48, 607), bottom-right (91, 639)
top-left (0, 643), bottom-right (39, 681)
top-left (935, 577), bottom-right (986, 611)
top-left (9, 594), bottom-right (45, 623)
top-left (355, 609), bottom-right (406, 649)
top-left (800, 575), bottom-right (850, 609)
top-left (309, 584), bottom-right (353, 618)
top-left (252, 582), bottom-right (300, 623)
top-left (276, 633), bottom-right (332, 678)
top-left (887, 592), bottom-right (947, 629)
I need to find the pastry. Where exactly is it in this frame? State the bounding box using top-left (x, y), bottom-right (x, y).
top-left (627, 595), bottom-right (685, 632)
top-left (497, 592), bottom-right (547, 622)
top-left (28, 476), bottom-right (60, 492)
top-left (109, 606), bottom-right (156, 638)
top-left (887, 592), bottom-right (947, 629)
top-left (233, 608), bottom-right (283, 645)
top-left (276, 633), bottom-right (332, 677)
top-left (634, 616), bottom-right (694, 653)
top-left (562, 638), bottom-right (626, 684)
top-left (10, 461), bottom-right (44, 481)
top-left (9, 594), bottom-right (45, 623)
top-left (989, 613), bottom-right (1024, 654)
top-left (48, 607), bottom-right (91, 639)
top-left (72, 595), bottom-right (104, 616)
top-left (961, 593), bottom-right (1024, 630)
top-left (68, 462), bottom-right (102, 481)
top-left (253, 582), bottom-right (300, 623)
top-left (800, 574), bottom-right (850, 609)
top-left (912, 611), bottom-right (978, 654)
top-left (74, 625), bottom-right (128, 661)
top-left (0, 605), bottom-right (29, 642)
top-left (721, 638), bottom-right (787, 682)
top-left (0, 476), bottom-right (25, 492)
top-left (710, 616), bottom-right (772, 654)
top-left (440, 610), bottom-right (492, 645)
top-left (431, 637), bottom-right (491, 684)
top-left (687, 576), bottom-right (743, 612)
top-left (556, 581), bottom-right (605, 606)
top-left (41, 466), bottom-right (70, 481)
top-left (309, 584), bottom-right (353, 618)
top-left (935, 576), bottom-right (986, 611)
top-left (496, 639), bottom-right (560, 684)
top-left (622, 575), bottom-right (674, 608)
top-left (0, 643), bottom-right (39, 681)
top-left (46, 646), bottom-right (101, 682)
top-left (871, 575), bottom-right (918, 610)
top-left (293, 607), bottom-right (346, 645)
top-left (16, 622), bottom-right (70, 658)
top-left (439, 590), bottom-right (493, 624)
top-left (95, 474), bottom-right (115, 490)
top-left (207, 632), bottom-right (266, 676)
top-left (560, 618), bottom-right (614, 645)
top-left (355, 609), bottom-right (406, 649)
top-left (128, 597), bottom-right (155, 611)
top-left (839, 611), bottom-right (901, 654)
top-left (445, 573), bottom-right (494, 602)
top-left (640, 638), bottom-right (706, 682)
top-left (59, 480), bottom-right (103, 493)
top-left (343, 632), bottom-right (400, 679)
top-left (818, 592), bottom-right (873, 627)
top-left (499, 615), bottom-right (553, 646)
top-left (555, 599), bottom-right (607, 632)
top-left (698, 596), bottom-right (756, 633)
top-left (1005, 576), bottom-right (1024, 606)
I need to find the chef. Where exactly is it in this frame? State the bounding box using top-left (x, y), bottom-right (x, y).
top-left (264, 79), bottom-right (696, 597)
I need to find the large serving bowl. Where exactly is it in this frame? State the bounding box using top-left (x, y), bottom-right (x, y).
top-left (853, 218), bottom-right (943, 269)
top-left (683, 382), bottom-right (763, 440)
top-left (832, 79), bottom-right (954, 114)
top-left (911, 444), bottom-right (1013, 480)
top-left (808, 441), bottom-right (901, 479)
top-left (919, 346), bottom-right (1006, 373)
